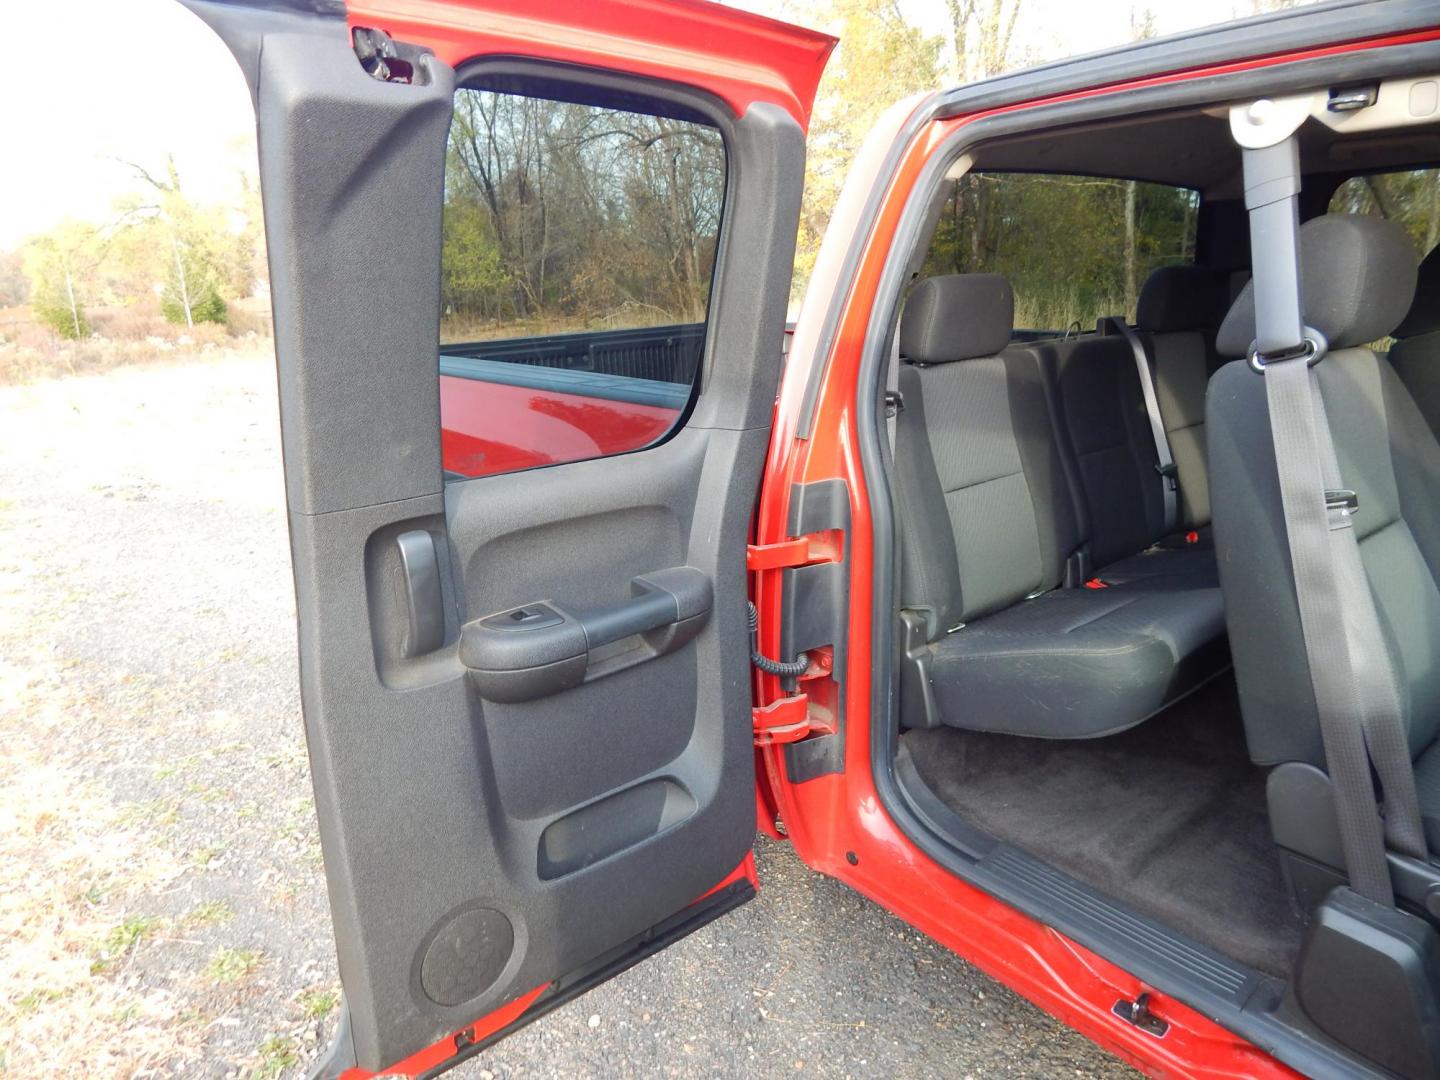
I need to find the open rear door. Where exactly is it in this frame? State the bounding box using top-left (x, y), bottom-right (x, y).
top-left (181, 1), bottom-right (833, 1075)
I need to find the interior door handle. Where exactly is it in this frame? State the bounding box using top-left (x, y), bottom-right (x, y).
top-left (458, 566), bottom-right (713, 702)
top-left (396, 530), bottom-right (445, 658)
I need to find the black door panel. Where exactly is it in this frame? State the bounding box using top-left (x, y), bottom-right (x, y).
top-left (189, 2), bottom-right (806, 1068)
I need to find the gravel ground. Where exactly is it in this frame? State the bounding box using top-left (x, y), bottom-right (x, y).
top-left (0, 350), bottom-right (1136, 1079)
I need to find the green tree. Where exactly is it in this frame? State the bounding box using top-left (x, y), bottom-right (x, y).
top-left (440, 199), bottom-right (509, 325)
top-left (947, 0), bottom-right (1025, 83)
top-left (1331, 169), bottom-right (1440, 256)
top-left (792, 0), bottom-right (945, 297)
top-left (22, 220), bottom-right (101, 339)
top-left (0, 251), bottom-right (28, 308)
top-left (925, 172), bottom-right (1197, 328)
top-left (442, 89), bottom-right (725, 337)
top-left (118, 157), bottom-right (252, 327)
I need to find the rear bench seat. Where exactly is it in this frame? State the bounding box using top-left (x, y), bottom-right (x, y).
top-left (1046, 266), bottom-right (1228, 586)
top-left (1135, 264), bottom-right (1229, 533)
top-left (893, 273), bottom-right (1227, 738)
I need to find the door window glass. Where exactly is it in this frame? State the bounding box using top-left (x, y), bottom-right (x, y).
top-left (440, 83), bottom-right (726, 481)
top-left (923, 172), bottom-right (1199, 335)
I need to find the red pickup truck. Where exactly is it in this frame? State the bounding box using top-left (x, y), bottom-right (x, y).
top-left (184, 1), bottom-right (1440, 1078)
top-left (438, 323), bottom-right (701, 478)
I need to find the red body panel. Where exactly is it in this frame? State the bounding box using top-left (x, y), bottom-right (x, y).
top-left (754, 26), bottom-right (1440, 1080)
top-left (439, 374), bottom-right (679, 477)
top-left (345, 0), bottom-right (836, 127)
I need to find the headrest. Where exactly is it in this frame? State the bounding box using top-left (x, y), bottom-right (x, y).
top-left (899, 274), bottom-right (1013, 364)
top-left (1136, 265), bottom-right (1224, 333)
top-left (1395, 244), bottom-right (1440, 339)
top-left (1217, 214), bottom-right (1418, 357)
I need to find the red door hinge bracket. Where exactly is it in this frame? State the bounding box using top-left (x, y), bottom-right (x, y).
top-left (752, 694), bottom-right (812, 745)
top-left (746, 530), bottom-right (842, 572)
top-left (747, 537), bottom-right (812, 571)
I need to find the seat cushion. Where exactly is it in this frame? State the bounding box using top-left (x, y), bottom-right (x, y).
top-left (1099, 536), bottom-right (1219, 589)
top-left (925, 583), bottom-right (1227, 739)
top-left (1410, 739), bottom-right (1440, 854)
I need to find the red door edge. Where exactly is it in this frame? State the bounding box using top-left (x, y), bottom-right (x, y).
top-left (758, 25), bottom-right (1440, 1080)
top-left (344, 0), bottom-right (837, 129)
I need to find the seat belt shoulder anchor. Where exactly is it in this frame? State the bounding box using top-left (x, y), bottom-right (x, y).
top-left (1248, 328), bottom-right (1328, 374)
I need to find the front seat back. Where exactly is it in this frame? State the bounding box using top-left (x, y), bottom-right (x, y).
top-left (1390, 243), bottom-right (1440, 439)
top-left (1208, 213), bottom-right (1429, 771)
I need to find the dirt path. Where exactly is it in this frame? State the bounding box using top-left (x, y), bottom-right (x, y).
top-left (0, 352), bottom-right (1133, 1078)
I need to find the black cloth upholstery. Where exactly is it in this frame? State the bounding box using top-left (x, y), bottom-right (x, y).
top-left (893, 348), bottom-right (1078, 636)
top-left (899, 274), bottom-right (1014, 363)
top-left (1411, 738), bottom-right (1440, 854)
top-left (1137, 265), bottom-right (1226, 333)
top-left (1209, 213), bottom-right (1433, 771)
top-left (927, 584), bottom-right (1227, 739)
top-left (892, 272), bottom-right (1228, 739)
top-left (1048, 334), bottom-right (1169, 566)
top-left (1391, 243), bottom-right (1440, 441)
top-left (1217, 214), bottom-right (1418, 356)
top-left (1395, 242), bottom-right (1440, 339)
top-left (1133, 264), bottom-right (1228, 529)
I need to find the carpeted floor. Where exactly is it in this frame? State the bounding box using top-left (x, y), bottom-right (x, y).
top-left (903, 675), bottom-right (1304, 976)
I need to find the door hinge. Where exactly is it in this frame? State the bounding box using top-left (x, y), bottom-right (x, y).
top-left (752, 672), bottom-right (837, 747)
top-left (753, 695), bottom-right (813, 746)
top-left (746, 533), bottom-right (839, 572)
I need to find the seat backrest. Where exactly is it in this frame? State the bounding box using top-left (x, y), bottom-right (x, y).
top-left (893, 274), bottom-right (1079, 640)
top-left (1208, 213), bottom-right (1436, 767)
top-left (1390, 244), bottom-right (1440, 440)
top-left (1046, 332), bottom-right (1166, 567)
top-left (1136, 265), bottom-right (1227, 529)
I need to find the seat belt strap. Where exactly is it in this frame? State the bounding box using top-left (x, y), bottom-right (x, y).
top-left (885, 325), bottom-right (902, 454)
top-left (1308, 383), bottom-right (1428, 864)
top-left (1265, 356), bottom-right (1398, 904)
top-left (1106, 317), bottom-right (1177, 534)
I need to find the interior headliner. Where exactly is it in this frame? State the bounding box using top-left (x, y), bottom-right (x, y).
top-left (971, 102), bottom-right (1440, 195)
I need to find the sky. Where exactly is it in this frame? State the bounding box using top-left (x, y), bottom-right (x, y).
top-left (0, 0), bottom-right (255, 251)
top-left (0, 0), bottom-right (1293, 253)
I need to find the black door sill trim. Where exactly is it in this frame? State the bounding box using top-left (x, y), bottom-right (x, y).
top-left (887, 744), bottom-right (1387, 1079)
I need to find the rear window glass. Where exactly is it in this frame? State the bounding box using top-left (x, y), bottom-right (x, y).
top-left (923, 172), bottom-right (1200, 334)
top-left (1329, 169), bottom-right (1440, 258)
top-left (438, 84), bottom-right (726, 481)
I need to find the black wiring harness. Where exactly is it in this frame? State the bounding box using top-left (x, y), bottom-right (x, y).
top-left (746, 601), bottom-right (809, 678)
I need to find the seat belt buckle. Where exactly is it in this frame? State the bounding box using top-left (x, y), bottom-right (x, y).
top-left (1156, 461), bottom-right (1179, 490)
top-left (1325, 489), bottom-right (1359, 516)
top-left (1065, 549), bottom-right (1093, 588)
top-left (884, 390), bottom-right (905, 418)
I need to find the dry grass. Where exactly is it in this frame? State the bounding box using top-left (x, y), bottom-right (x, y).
top-left (439, 302), bottom-right (690, 345)
top-left (0, 298), bottom-right (273, 386)
top-left (0, 748), bottom-right (199, 1076)
top-left (0, 356), bottom-right (330, 1077)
